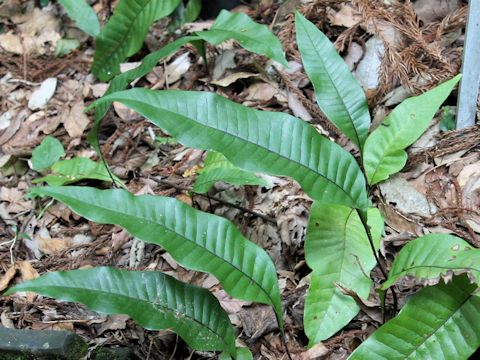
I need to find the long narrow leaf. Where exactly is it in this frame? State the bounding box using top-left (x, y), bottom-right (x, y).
top-left (381, 234), bottom-right (480, 290)
top-left (295, 12), bottom-right (370, 151)
top-left (29, 186), bottom-right (283, 328)
top-left (363, 75), bottom-right (461, 185)
top-left (88, 36), bottom-right (198, 152)
top-left (33, 157), bottom-right (123, 186)
top-left (58, 0), bottom-right (100, 37)
top-left (6, 267), bottom-right (237, 357)
top-left (349, 275), bottom-right (480, 360)
top-left (87, 89), bottom-right (369, 210)
top-left (193, 151), bottom-right (270, 193)
top-left (304, 204), bottom-right (383, 345)
top-left (197, 10), bottom-right (287, 67)
top-left (92, 0), bottom-right (181, 81)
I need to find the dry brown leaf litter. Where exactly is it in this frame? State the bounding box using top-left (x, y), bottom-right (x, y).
top-left (1, 0), bottom-right (479, 359)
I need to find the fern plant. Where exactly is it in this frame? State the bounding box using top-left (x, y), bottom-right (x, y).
top-left (6, 3), bottom-right (480, 359)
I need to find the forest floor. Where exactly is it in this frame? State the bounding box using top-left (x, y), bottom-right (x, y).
top-left (0, 0), bottom-right (479, 359)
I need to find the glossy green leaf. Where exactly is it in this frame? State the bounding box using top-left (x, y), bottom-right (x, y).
top-left (193, 151), bottom-right (270, 193)
top-left (55, 38), bottom-right (80, 57)
top-left (220, 348), bottom-right (253, 360)
top-left (196, 10), bottom-right (288, 66)
top-left (169, 0), bottom-right (201, 30)
top-left (363, 75), bottom-right (461, 185)
top-left (58, 0), bottom-right (100, 37)
top-left (88, 89), bottom-right (369, 210)
top-left (6, 267), bottom-right (236, 356)
top-left (31, 136), bottom-right (65, 171)
top-left (349, 275), bottom-right (480, 360)
top-left (88, 36), bottom-right (198, 153)
top-left (92, 0), bottom-right (181, 81)
top-left (29, 186), bottom-right (283, 328)
top-left (304, 204), bottom-right (383, 345)
top-left (381, 234), bottom-right (480, 290)
top-left (295, 13), bottom-right (370, 151)
top-left (33, 157), bottom-right (122, 186)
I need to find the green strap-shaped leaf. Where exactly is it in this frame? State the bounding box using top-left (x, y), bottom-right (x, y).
top-left (92, 0), bottom-right (181, 81)
top-left (295, 12), bottom-right (370, 151)
top-left (363, 75), bottom-right (461, 185)
top-left (33, 157), bottom-right (123, 187)
top-left (88, 89), bottom-right (369, 210)
top-left (381, 234), bottom-right (480, 290)
top-left (88, 35), bottom-right (198, 153)
top-left (193, 151), bottom-right (270, 193)
top-left (29, 186), bottom-right (283, 328)
top-left (349, 275), bottom-right (480, 360)
top-left (304, 204), bottom-right (383, 345)
top-left (58, 0), bottom-right (100, 37)
top-left (6, 267), bottom-right (237, 357)
top-left (196, 10), bottom-right (288, 67)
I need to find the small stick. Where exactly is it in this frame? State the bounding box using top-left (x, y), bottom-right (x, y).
top-left (151, 177), bottom-right (277, 224)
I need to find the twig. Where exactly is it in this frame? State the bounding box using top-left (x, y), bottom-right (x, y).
top-left (151, 177), bottom-right (277, 225)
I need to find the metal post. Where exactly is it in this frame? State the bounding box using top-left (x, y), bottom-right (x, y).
top-left (456, 0), bottom-right (480, 129)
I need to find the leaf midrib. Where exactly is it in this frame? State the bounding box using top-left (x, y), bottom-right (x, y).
top-left (94, 0), bottom-right (164, 76)
top-left (26, 284), bottom-right (229, 349)
top-left (299, 19), bottom-right (363, 150)
top-left (313, 209), bottom-right (360, 317)
top-left (52, 192), bottom-right (276, 308)
top-left (144, 101), bottom-right (362, 208)
top-left (391, 264), bottom-right (480, 281)
top-left (404, 292), bottom-right (474, 359)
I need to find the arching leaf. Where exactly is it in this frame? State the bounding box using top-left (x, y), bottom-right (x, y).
top-left (193, 151), bottom-right (270, 193)
top-left (92, 0), bottom-right (181, 81)
top-left (87, 89), bottom-right (369, 210)
top-left (381, 234), bottom-right (480, 290)
top-left (88, 35), bottom-right (198, 153)
top-left (197, 10), bottom-right (288, 66)
top-left (6, 267), bottom-right (237, 357)
top-left (363, 75), bottom-right (461, 185)
top-left (58, 0), bottom-right (100, 37)
top-left (304, 204), bottom-right (383, 345)
top-left (29, 186), bottom-right (283, 329)
top-left (349, 275), bottom-right (480, 360)
top-left (33, 157), bottom-right (123, 187)
top-left (295, 12), bottom-right (370, 151)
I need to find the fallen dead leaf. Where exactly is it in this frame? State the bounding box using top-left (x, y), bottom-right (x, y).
top-left (17, 261), bottom-right (39, 282)
top-left (1, 310), bottom-right (15, 328)
top-left (379, 174), bottom-right (436, 216)
top-left (165, 52), bottom-right (191, 85)
top-left (113, 102), bottom-right (140, 121)
top-left (413, 0), bottom-right (461, 23)
top-left (245, 82), bottom-right (287, 103)
top-left (213, 50), bottom-right (236, 80)
top-left (1, 261), bottom-right (38, 302)
top-left (0, 266), bottom-right (17, 292)
top-left (328, 4), bottom-right (362, 27)
top-left (97, 314), bottom-right (130, 335)
top-left (37, 227), bottom-right (72, 255)
top-left (287, 92), bottom-right (312, 121)
top-left (28, 78), bottom-right (57, 110)
top-left (64, 101), bottom-right (90, 138)
top-left (211, 72), bottom-right (258, 87)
